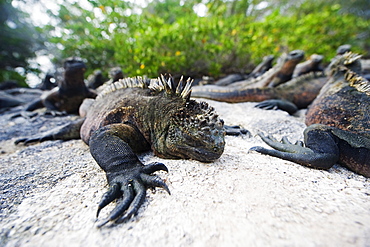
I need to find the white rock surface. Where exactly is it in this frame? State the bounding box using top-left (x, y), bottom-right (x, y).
top-left (0, 100), bottom-right (369, 246)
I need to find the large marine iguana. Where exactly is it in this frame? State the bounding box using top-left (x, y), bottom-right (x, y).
top-left (25, 57), bottom-right (97, 114)
top-left (251, 52), bottom-right (370, 178)
top-left (16, 75), bottom-right (227, 227)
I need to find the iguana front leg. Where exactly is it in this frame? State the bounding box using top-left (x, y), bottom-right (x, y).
top-left (89, 124), bottom-right (170, 227)
top-left (15, 118), bottom-right (84, 144)
top-left (250, 124), bottom-right (340, 170)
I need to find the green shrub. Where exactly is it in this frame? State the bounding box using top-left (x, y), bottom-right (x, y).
top-left (47, 0), bottom-right (369, 79)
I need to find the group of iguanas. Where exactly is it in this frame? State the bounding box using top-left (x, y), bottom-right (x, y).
top-left (1, 44), bottom-right (369, 227)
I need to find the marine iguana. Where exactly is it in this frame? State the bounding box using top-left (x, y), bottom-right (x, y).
top-left (25, 57), bottom-right (97, 114)
top-left (228, 50), bottom-right (305, 89)
top-left (190, 51), bottom-right (309, 108)
top-left (251, 52), bottom-right (370, 178)
top-left (214, 54), bottom-right (275, 86)
top-left (36, 73), bottom-right (56, 90)
top-left (86, 70), bottom-right (105, 89)
top-left (292, 54), bottom-right (324, 78)
top-left (16, 75), bottom-right (227, 227)
top-left (191, 71), bottom-right (327, 114)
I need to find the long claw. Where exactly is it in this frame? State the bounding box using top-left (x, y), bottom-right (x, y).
top-left (97, 183), bottom-right (134, 228)
top-left (258, 133), bottom-right (301, 153)
top-left (140, 173), bottom-right (171, 195)
top-left (96, 183), bottom-right (121, 218)
top-left (14, 138), bottom-right (27, 145)
top-left (295, 141), bottom-right (304, 147)
top-left (142, 162), bottom-right (168, 174)
top-left (115, 180), bottom-right (146, 224)
top-left (282, 137), bottom-right (292, 144)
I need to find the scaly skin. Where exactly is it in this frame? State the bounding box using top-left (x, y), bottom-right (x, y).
top-left (292, 54), bottom-right (324, 78)
top-left (26, 57), bottom-right (97, 114)
top-left (16, 75), bottom-right (226, 227)
top-left (191, 71), bottom-right (326, 110)
top-left (214, 54), bottom-right (275, 86)
top-left (226, 50), bottom-right (304, 89)
top-left (251, 52), bottom-right (370, 178)
top-left (86, 70), bottom-right (104, 89)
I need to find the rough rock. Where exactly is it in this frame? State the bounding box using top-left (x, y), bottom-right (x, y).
top-left (0, 99), bottom-right (369, 246)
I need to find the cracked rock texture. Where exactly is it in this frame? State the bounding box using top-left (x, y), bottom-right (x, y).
top-left (0, 97), bottom-right (369, 247)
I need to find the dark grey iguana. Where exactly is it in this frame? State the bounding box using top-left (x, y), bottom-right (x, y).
top-left (16, 75), bottom-right (226, 227)
top-left (25, 57), bottom-right (97, 114)
top-left (86, 70), bottom-right (105, 89)
top-left (251, 52), bottom-right (370, 178)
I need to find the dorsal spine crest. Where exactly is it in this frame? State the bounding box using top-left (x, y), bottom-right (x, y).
top-left (97, 75), bottom-right (193, 100)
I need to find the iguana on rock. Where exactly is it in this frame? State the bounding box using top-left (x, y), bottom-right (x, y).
top-left (229, 50), bottom-right (305, 89)
top-left (292, 54), bottom-right (324, 78)
top-left (86, 70), bottom-right (105, 89)
top-left (16, 75), bottom-right (227, 227)
top-left (25, 57), bottom-right (97, 114)
top-left (191, 71), bottom-right (327, 114)
top-left (251, 52), bottom-right (370, 178)
top-left (214, 54), bottom-right (275, 86)
top-left (36, 73), bottom-right (56, 90)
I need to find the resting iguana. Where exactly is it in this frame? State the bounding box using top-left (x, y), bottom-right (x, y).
top-left (292, 54), bottom-right (324, 78)
top-left (222, 50), bottom-right (304, 89)
top-left (251, 52), bottom-right (370, 178)
top-left (16, 75), bottom-right (226, 227)
top-left (26, 57), bottom-right (97, 114)
top-left (214, 54), bottom-right (275, 86)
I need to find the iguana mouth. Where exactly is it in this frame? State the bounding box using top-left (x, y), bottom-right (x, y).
top-left (165, 142), bottom-right (225, 162)
top-left (64, 57), bottom-right (87, 71)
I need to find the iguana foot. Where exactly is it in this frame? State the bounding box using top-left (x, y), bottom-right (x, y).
top-left (15, 132), bottom-right (55, 145)
top-left (15, 119), bottom-right (84, 145)
top-left (43, 110), bottom-right (68, 117)
top-left (255, 99), bottom-right (298, 115)
top-left (224, 125), bottom-right (250, 136)
top-left (250, 131), bottom-right (339, 170)
top-left (10, 111), bottom-right (38, 119)
top-left (96, 162), bottom-right (170, 228)
top-left (11, 109), bottom-right (67, 120)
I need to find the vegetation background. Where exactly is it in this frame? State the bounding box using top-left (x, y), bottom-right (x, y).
top-left (1, 0), bottom-right (369, 86)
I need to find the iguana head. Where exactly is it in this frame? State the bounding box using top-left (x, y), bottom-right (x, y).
top-left (328, 52), bottom-right (362, 76)
top-left (63, 57), bottom-right (86, 72)
top-left (151, 75), bottom-right (226, 162)
top-left (287, 50), bottom-right (305, 62)
top-left (61, 57), bottom-right (87, 89)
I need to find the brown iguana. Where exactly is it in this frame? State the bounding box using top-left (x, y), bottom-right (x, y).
top-left (251, 52), bottom-right (370, 178)
top-left (227, 50), bottom-right (305, 88)
top-left (16, 75), bottom-right (226, 227)
top-left (25, 57), bottom-right (97, 114)
top-left (292, 54), bottom-right (324, 78)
